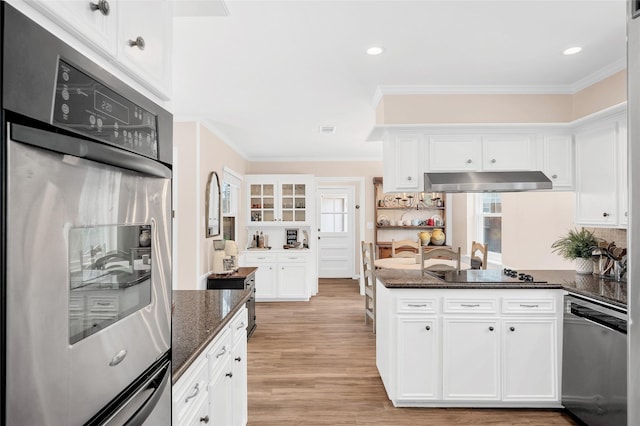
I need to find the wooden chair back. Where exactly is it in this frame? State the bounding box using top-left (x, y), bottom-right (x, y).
top-left (361, 241), bottom-right (376, 333)
top-left (470, 241), bottom-right (488, 270)
top-left (391, 239), bottom-right (420, 258)
top-left (421, 247), bottom-right (461, 275)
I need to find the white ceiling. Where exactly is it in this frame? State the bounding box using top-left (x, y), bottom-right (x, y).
top-left (172, 0), bottom-right (627, 161)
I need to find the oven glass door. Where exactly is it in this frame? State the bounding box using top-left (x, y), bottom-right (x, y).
top-left (69, 225), bottom-right (153, 344)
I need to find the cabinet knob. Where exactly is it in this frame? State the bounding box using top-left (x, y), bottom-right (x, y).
top-left (235, 356), bottom-right (242, 362)
top-left (407, 176), bottom-right (412, 181)
top-left (489, 326), bottom-right (494, 331)
top-left (490, 158), bottom-right (496, 164)
top-left (510, 326), bottom-right (515, 332)
top-left (225, 372), bottom-right (233, 378)
top-left (200, 415), bottom-right (210, 424)
top-left (425, 325), bottom-right (431, 331)
top-left (551, 174), bottom-right (558, 179)
top-left (466, 159), bottom-right (472, 164)
top-left (89, 0), bottom-right (110, 15)
top-left (603, 212), bottom-right (610, 217)
top-left (128, 36), bottom-right (146, 51)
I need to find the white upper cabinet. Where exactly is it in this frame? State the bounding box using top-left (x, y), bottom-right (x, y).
top-left (24, 0), bottom-right (171, 99)
top-left (26, 0), bottom-right (118, 56)
top-left (383, 134), bottom-right (423, 193)
top-left (246, 175), bottom-right (314, 226)
top-left (481, 135), bottom-right (537, 171)
top-left (542, 135), bottom-right (574, 190)
top-left (116, 0), bottom-right (172, 97)
top-left (426, 135), bottom-right (481, 171)
top-left (575, 114), bottom-right (624, 227)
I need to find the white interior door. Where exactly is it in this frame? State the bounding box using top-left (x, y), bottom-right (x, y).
top-left (317, 186), bottom-right (355, 278)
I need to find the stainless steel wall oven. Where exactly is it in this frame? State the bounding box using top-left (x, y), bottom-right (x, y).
top-left (1, 4), bottom-right (173, 425)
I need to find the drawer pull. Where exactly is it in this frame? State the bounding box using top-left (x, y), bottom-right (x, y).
top-left (184, 383), bottom-right (200, 403)
top-left (215, 346), bottom-right (227, 359)
top-left (519, 304), bottom-right (539, 308)
top-left (461, 303), bottom-right (480, 308)
top-left (237, 322), bottom-right (245, 330)
top-left (225, 372), bottom-right (233, 378)
top-left (408, 303), bottom-right (427, 308)
top-left (235, 356), bottom-right (242, 362)
top-left (200, 415), bottom-right (210, 424)
top-left (89, 0), bottom-right (110, 16)
top-left (96, 302), bottom-right (113, 306)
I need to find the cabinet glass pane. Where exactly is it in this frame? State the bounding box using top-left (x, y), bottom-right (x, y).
top-left (294, 184), bottom-right (305, 195)
top-left (264, 198), bottom-right (274, 209)
top-left (250, 185), bottom-right (261, 196)
top-left (295, 211), bottom-right (306, 222)
top-left (250, 197), bottom-right (262, 209)
top-left (263, 211), bottom-right (275, 222)
top-left (263, 185), bottom-right (274, 196)
top-left (282, 210), bottom-right (293, 221)
top-left (282, 197), bottom-right (293, 209)
top-left (281, 184), bottom-right (293, 196)
top-left (250, 210), bottom-right (262, 222)
top-left (294, 197), bottom-right (305, 209)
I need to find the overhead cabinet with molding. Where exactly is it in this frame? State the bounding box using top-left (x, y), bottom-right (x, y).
top-left (22, 0), bottom-right (172, 99)
top-left (246, 175), bottom-right (314, 226)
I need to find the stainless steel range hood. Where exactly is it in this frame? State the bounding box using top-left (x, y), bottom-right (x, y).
top-left (424, 171), bottom-right (552, 193)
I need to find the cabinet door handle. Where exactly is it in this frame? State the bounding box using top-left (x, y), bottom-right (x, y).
top-left (200, 415), bottom-right (210, 424)
top-left (237, 322), bottom-right (245, 330)
top-left (461, 303), bottom-right (480, 308)
top-left (235, 356), bottom-right (242, 362)
top-left (225, 372), bottom-right (233, 378)
top-left (129, 36), bottom-right (146, 50)
top-left (603, 212), bottom-right (610, 217)
top-left (215, 346), bottom-right (227, 359)
top-left (407, 176), bottom-right (413, 181)
top-left (425, 325), bottom-right (431, 331)
top-left (551, 174), bottom-right (558, 179)
top-left (466, 159), bottom-right (472, 164)
top-left (510, 327), bottom-right (516, 332)
top-left (408, 303), bottom-right (427, 308)
top-left (488, 326), bottom-right (495, 331)
top-left (490, 158), bottom-right (496, 164)
top-left (184, 383), bottom-right (200, 403)
top-left (89, 0), bottom-right (110, 15)
top-left (519, 304), bottom-right (539, 308)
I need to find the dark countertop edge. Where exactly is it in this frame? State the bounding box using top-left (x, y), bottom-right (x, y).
top-left (207, 266), bottom-right (257, 280)
top-left (375, 270), bottom-right (627, 309)
top-left (172, 290), bottom-right (252, 384)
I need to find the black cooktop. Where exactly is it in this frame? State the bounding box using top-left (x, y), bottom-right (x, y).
top-left (429, 269), bottom-right (548, 284)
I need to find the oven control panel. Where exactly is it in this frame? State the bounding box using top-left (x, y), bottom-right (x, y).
top-left (52, 60), bottom-right (158, 159)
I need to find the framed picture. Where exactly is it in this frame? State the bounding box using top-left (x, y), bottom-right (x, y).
top-left (285, 229), bottom-right (298, 245)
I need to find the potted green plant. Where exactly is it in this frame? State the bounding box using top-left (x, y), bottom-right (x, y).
top-left (551, 228), bottom-right (599, 274)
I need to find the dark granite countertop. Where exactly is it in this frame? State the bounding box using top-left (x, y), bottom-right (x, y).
top-left (172, 289), bottom-right (251, 384)
top-left (375, 269), bottom-right (627, 309)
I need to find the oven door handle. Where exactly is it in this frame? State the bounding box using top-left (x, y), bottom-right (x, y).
top-left (100, 359), bottom-right (171, 426)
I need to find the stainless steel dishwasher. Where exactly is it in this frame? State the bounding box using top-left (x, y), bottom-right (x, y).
top-left (562, 294), bottom-right (627, 426)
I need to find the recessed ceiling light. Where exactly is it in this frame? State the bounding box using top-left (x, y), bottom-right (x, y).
top-left (366, 46), bottom-right (384, 56)
top-left (319, 125), bottom-right (336, 134)
top-left (563, 46), bottom-right (582, 56)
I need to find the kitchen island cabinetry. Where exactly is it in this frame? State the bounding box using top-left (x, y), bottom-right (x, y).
top-left (376, 283), bottom-right (562, 407)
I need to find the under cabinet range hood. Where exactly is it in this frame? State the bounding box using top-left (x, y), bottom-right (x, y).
top-left (424, 171), bottom-right (552, 193)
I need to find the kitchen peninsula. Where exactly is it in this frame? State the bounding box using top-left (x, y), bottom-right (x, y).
top-left (375, 268), bottom-right (626, 408)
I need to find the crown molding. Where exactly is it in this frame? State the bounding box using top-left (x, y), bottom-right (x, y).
top-left (570, 58), bottom-right (626, 93)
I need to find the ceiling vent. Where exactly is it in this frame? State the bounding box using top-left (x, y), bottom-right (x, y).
top-left (319, 125), bottom-right (336, 134)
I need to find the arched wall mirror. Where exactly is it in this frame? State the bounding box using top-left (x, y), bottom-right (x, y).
top-left (205, 171), bottom-right (221, 238)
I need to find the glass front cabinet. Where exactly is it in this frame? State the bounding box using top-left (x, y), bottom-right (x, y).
top-left (246, 175), bottom-right (313, 226)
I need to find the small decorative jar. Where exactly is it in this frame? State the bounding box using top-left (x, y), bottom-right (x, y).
top-left (139, 228), bottom-right (151, 247)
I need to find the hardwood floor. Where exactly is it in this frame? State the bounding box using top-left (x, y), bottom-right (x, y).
top-left (247, 279), bottom-right (578, 426)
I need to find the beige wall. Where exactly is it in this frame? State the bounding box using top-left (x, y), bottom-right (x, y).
top-left (375, 71), bottom-right (626, 125)
top-left (173, 122), bottom-right (249, 290)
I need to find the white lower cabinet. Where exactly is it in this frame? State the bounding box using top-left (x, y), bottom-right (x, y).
top-left (376, 283), bottom-right (562, 407)
top-left (173, 307), bottom-right (248, 426)
top-left (442, 318), bottom-right (500, 401)
top-left (397, 316), bottom-right (440, 400)
top-left (243, 251), bottom-right (310, 301)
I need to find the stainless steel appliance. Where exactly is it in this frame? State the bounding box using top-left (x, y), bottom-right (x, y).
top-left (425, 268), bottom-right (548, 283)
top-left (1, 4), bottom-right (172, 425)
top-left (562, 295), bottom-right (627, 426)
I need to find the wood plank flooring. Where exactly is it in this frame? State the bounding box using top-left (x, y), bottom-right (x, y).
top-left (247, 278), bottom-right (578, 426)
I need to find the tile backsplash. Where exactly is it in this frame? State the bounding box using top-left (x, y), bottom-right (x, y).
top-left (592, 228), bottom-right (627, 248)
